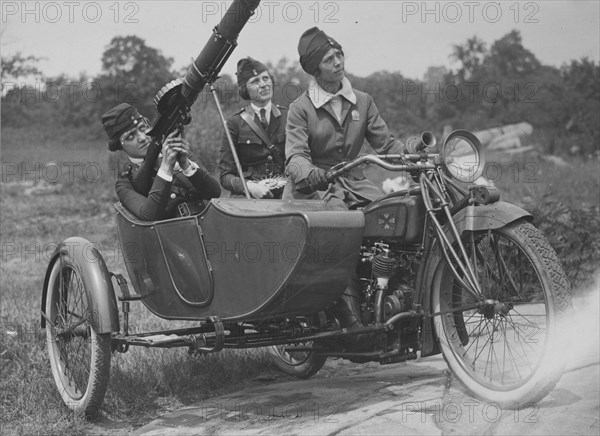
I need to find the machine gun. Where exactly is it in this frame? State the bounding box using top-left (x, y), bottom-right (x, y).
top-left (144, 0), bottom-right (261, 198)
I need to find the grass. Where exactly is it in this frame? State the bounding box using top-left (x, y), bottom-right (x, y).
top-left (1, 125), bottom-right (598, 434)
top-left (0, 127), bottom-right (272, 434)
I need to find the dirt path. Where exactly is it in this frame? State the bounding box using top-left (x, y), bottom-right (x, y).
top-left (87, 293), bottom-right (599, 435)
top-left (129, 348), bottom-right (598, 436)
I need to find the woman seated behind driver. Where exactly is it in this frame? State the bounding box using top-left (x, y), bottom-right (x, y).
top-left (102, 103), bottom-right (221, 221)
top-left (219, 57), bottom-right (287, 199)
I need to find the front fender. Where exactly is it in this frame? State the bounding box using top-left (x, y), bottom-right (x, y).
top-left (446, 201), bottom-right (532, 243)
top-left (419, 201), bottom-right (531, 357)
top-left (41, 237), bottom-right (119, 333)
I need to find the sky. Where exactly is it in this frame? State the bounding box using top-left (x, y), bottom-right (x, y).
top-left (1, 1), bottom-right (599, 82)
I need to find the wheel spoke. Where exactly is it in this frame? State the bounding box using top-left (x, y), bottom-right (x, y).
top-left (435, 224), bottom-right (562, 392)
top-left (49, 263), bottom-right (93, 400)
top-left (45, 253), bottom-right (112, 416)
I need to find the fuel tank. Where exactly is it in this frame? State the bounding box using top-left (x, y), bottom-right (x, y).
top-left (362, 186), bottom-right (426, 243)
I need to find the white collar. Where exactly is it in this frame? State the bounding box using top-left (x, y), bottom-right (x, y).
top-left (308, 77), bottom-right (356, 109)
top-left (250, 101), bottom-right (272, 114)
top-left (129, 157), bottom-right (143, 166)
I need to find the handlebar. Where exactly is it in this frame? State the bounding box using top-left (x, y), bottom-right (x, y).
top-left (325, 153), bottom-right (439, 183)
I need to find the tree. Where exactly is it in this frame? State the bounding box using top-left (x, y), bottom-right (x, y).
top-left (560, 58), bottom-right (600, 154)
top-left (486, 30), bottom-right (541, 78)
top-left (1, 52), bottom-right (43, 92)
top-left (450, 36), bottom-right (487, 82)
top-left (97, 35), bottom-right (175, 118)
top-left (423, 66), bottom-right (448, 85)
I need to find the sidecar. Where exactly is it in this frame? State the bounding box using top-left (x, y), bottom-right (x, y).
top-left (41, 198), bottom-right (365, 416)
top-left (115, 198), bottom-right (364, 321)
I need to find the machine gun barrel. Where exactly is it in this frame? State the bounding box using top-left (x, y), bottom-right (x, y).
top-left (180, 0), bottom-right (261, 104)
top-left (149, 0), bottom-right (261, 139)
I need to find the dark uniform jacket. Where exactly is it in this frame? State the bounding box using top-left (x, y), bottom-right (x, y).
top-left (219, 104), bottom-right (288, 196)
top-left (116, 143), bottom-right (221, 221)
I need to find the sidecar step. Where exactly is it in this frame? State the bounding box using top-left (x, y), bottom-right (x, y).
top-left (112, 317), bottom-right (226, 353)
top-left (114, 332), bottom-right (209, 348)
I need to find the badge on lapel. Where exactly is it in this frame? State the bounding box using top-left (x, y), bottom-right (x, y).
top-left (351, 110), bottom-right (360, 121)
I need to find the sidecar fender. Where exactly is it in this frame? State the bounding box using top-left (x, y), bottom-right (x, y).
top-left (446, 201), bottom-right (532, 243)
top-left (41, 237), bottom-right (119, 333)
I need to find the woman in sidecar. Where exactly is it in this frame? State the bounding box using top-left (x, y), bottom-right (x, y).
top-left (102, 103), bottom-right (221, 220)
top-left (219, 57), bottom-right (288, 199)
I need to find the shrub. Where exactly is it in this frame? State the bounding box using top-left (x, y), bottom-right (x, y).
top-left (531, 195), bottom-right (600, 288)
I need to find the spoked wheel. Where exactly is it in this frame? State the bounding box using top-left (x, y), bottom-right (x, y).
top-left (268, 343), bottom-right (327, 378)
top-left (45, 254), bottom-right (111, 417)
top-left (432, 220), bottom-right (572, 407)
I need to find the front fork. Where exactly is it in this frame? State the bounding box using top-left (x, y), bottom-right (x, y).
top-left (420, 171), bottom-right (483, 301)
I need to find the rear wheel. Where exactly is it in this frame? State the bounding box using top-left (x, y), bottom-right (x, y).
top-left (45, 254), bottom-right (111, 417)
top-left (268, 343), bottom-right (327, 378)
top-left (432, 221), bottom-right (572, 407)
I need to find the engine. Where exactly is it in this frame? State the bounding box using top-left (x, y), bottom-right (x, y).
top-left (358, 242), bottom-right (418, 324)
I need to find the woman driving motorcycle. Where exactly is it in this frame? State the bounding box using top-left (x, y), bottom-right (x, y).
top-left (283, 27), bottom-right (405, 209)
top-left (283, 27), bottom-right (408, 335)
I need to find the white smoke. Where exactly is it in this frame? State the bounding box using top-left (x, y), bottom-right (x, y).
top-left (565, 270), bottom-right (600, 371)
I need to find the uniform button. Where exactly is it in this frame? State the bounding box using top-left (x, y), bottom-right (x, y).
top-left (170, 193), bottom-right (176, 199)
top-left (337, 147), bottom-right (344, 153)
top-left (267, 155), bottom-right (273, 161)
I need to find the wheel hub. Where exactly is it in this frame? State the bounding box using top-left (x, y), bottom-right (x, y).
top-left (480, 299), bottom-right (513, 319)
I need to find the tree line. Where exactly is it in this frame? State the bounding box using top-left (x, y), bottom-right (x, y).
top-left (2, 31), bottom-right (599, 159)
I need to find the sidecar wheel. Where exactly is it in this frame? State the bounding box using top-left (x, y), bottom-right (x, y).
top-left (45, 253), bottom-right (111, 418)
top-left (268, 344), bottom-right (327, 379)
top-left (432, 220), bottom-right (572, 407)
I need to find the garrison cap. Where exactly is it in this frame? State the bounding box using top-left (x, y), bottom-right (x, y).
top-left (101, 103), bottom-right (144, 151)
top-left (297, 27), bottom-right (342, 76)
top-left (236, 57), bottom-right (268, 85)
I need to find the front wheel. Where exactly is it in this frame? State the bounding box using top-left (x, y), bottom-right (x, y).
top-left (268, 343), bottom-right (327, 378)
top-left (45, 253), bottom-right (111, 417)
top-left (432, 220), bottom-right (572, 407)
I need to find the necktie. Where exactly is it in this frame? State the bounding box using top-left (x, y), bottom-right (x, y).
top-left (259, 108), bottom-right (268, 131)
top-left (330, 96), bottom-right (342, 123)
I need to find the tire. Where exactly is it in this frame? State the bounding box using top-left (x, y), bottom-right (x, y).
top-left (432, 220), bottom-right (572, 407)
top-left (268, 343), bottom-right (327, 378)
top-left (45, 253), bottom-right (111, 418)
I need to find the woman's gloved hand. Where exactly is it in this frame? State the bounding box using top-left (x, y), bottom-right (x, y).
top-left (296, 167), bottom-right (330, 194)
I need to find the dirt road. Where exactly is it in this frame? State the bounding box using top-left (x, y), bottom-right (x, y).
top-left (134, 344), bottom-right (598, 435)
top-left (133, 294), bottom-right (599, 435)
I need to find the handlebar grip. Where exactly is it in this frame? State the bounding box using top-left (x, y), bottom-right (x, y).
top-left (325, 169), bottom-right (339, 183)
top-left (295, 169), bottom-right (338, 195)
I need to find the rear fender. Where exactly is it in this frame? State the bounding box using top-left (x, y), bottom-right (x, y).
top-left (419, 201), bottom-right (531, 356)
top-left (41, 237), bottom-right (119, 333)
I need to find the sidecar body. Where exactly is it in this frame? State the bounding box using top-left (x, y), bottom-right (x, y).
top-left (115, 199), bottom-right (364, 321)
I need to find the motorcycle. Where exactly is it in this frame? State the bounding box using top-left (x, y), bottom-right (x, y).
top-left (41, 127), bottom-right (572, 417)
top-left (39, 0), bottom-right (571, 418)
